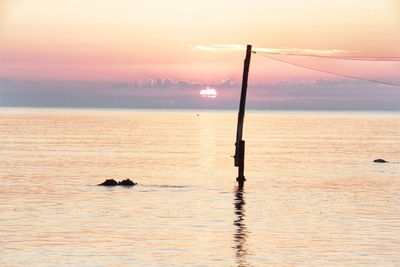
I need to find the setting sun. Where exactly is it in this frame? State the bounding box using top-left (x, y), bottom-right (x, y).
top-left (199, 87), bottom-right (217, 98)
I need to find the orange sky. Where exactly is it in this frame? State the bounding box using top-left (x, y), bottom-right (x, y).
top-left (0, 0), bottom-right (399, 83)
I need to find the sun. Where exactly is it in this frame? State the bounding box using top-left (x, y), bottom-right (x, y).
top-left (199, 87), bottom-right (217, 98)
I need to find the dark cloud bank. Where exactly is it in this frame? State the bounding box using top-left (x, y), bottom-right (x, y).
top-left (0, 78), bottom-right (399, 110)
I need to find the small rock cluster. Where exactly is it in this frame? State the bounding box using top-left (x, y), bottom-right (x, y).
top-left (98, 178), bottom-right (137, 187)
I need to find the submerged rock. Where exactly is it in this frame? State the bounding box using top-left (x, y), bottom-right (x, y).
top-left (98, 179), bottom-right (118, 186)
top-left (118, 179), bottom-right (137, 186)
top-left (98, 178), bottom-right (137, 187)
top-left (373, 159), bottom-right (388, 163)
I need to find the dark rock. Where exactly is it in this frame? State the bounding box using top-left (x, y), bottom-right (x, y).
top-left (98, 179), bottom-right (118, 186)
top-left (118, 179), bottom-right (137, 186)
top-left (373, 159), bottom-right (388, 163)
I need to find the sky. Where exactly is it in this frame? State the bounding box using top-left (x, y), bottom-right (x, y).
top-left (0, 0), bottom-right (399, 109)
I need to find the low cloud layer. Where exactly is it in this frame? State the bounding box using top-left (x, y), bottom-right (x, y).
top-left (0, 78), bottom-right (399, 110)
top-left (194, 44), bottom-right (348, 55)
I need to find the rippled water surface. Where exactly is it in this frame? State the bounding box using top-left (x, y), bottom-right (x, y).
top-left (0, 108), bottom-right (399, 266)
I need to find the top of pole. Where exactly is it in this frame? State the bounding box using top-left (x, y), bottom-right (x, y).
top-left (238, 45), bottom-right (252, 116)
top-left (236, 44), bottom-right (252, 143)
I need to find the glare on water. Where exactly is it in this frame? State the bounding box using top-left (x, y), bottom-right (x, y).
top-left (0, 108), bottom-right (399, 266)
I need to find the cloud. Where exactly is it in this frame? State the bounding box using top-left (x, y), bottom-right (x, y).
top-left (194, 44), bottom-right (348, 55)
top-left (254, 47), bottom-right (347, 55)
top-left (194, 44), bottom-right (245, 52)
top-left (140, 78), bottom-right (201, 89)
top-left (219, 79), bottom-right (237, 88)
top-left (247, 80), bottom-right (400, 110)
top-left (0, 78), bottom-right (236, 109)
top-left (0, 77), bottom-right (399, 110)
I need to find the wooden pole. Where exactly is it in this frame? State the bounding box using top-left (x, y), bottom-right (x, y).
top-left (235, 44), bottom-right (252, 189)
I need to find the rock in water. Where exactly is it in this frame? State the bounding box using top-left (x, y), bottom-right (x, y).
top-left (118, 179), bottom-right (137, 186)
top-left (373, 159), bottom-right (388, 163)
top-left (98, 179), bottom-right (118, 186)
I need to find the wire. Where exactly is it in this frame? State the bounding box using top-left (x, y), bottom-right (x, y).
top-left (253, 52), bottom-right (400, 87)
top-left (253, 51), bottom-right (400, 61)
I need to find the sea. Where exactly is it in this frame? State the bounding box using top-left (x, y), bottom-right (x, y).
top-left (0, 108), bottom-right (399, 266)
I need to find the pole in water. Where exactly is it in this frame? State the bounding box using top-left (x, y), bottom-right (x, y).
top-left (234, 44), bottom-right (252, 189)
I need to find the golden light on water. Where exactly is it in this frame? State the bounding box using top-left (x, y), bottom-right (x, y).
top-left (1, 109), bottom-right (400, 266)
top-left (199, 87), bottom-right (217, 98)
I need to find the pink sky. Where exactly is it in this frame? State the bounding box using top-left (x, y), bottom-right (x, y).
top-left (1, 0), bottom-right (399, 83)
top-left (0, 0), bottom-right (399, 110)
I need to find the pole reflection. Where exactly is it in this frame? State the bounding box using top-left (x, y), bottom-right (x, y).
top-left (234, 188), bottom-right (251, 267)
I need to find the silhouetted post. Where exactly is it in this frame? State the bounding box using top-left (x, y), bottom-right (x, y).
top-left (234, 44), bottom-right (252, 189)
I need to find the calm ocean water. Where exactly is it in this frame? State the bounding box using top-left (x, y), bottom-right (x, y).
top-left (0, 108), bottom-right (399, 266)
